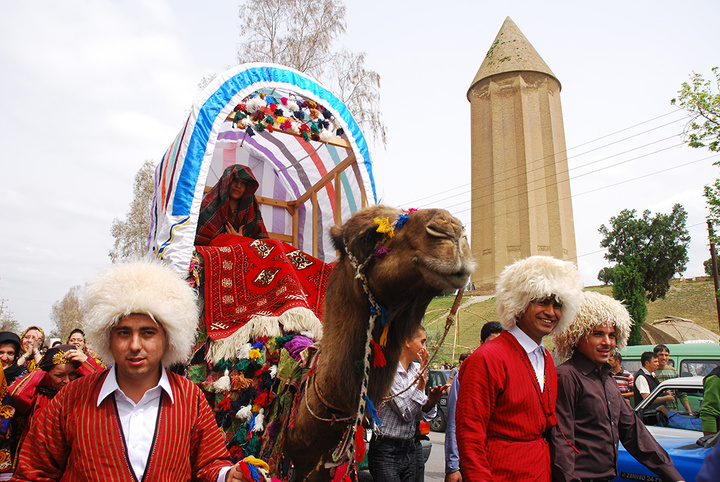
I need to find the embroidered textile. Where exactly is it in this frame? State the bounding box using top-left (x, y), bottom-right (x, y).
top-left (197, 236), bottom-right (333, 341)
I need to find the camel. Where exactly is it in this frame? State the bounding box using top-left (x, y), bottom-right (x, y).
top-left (284, 205), bottom-right (475, 480)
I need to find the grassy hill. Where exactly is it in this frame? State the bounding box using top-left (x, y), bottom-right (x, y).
top-left (424, 278), bottom-right (720, 366)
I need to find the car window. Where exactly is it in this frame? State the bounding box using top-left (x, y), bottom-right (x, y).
top-left (624, 360), bottom-right (642, 373)
top-left (639, 386), bottom-right (704, 431)
top-left (680, 359), bottom-right (720, 377)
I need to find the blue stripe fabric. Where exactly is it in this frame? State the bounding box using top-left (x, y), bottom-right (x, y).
top-left (172, 65), bottom-right (375, 216)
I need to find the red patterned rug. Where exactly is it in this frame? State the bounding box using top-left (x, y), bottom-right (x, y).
top-left (196, 235), bottom-right (334, 341)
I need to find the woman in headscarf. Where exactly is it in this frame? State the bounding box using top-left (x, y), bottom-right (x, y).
top-left (9, 344), bottom-right (100, 462)
top-left (66, 328), bottom-right (106, 370)
top-left (195, 164), bottom-right (269, 245)
top-left (0, 333), bottom-right (27, 386)
top-left (16, 327), bottom-right (44, 372)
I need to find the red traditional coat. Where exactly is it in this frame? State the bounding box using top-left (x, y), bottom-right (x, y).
top-left (12, 370), bottom-right (233, 481)
top-left (456, 330), bottom-right (557, 481)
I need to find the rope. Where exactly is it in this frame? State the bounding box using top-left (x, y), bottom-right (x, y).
top-left (325, 239), bottom-right (382, 469)
top-left (382, 287), bottom-right (464, 402)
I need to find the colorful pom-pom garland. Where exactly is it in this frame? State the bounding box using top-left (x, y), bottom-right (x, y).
top-left (226, 89), bottom-right (341, 145)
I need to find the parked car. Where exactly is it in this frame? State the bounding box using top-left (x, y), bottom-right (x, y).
top-left (357, 420), bottom-right (432, 472)
top-left (616, 376), bottom-right (717, 481)
top-left (427, 369), bottom-right (452, 432)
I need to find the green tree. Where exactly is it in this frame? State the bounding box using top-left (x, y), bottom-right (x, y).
top-left (235, 0), bottom-right (387, 146)
top-left (597, 267), bottom-right (614, 285)
top-left (109, 160), bottom-right (155, 262)
top-left (0, 300), bottom-right (21, 333)
top-left (612, 264), bottom-right (647, 345)
top-left (673, 68), bottom-right (720, 241)
top-left (671, 67), bottom-right (720, 152)
top-left (598, 203), bottom-right (690, 301)
top-left (50, 285), bottom-right (84, 341)
top-left (705, 257), bottom-right (718, 277)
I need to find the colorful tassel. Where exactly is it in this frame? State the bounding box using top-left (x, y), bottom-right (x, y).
top-left (252, 409), bottom-right (265, 432)
top-left (354, 425), bottom-right (366, 463)
top-left (371, 340), bottom-right (386, 368)
top-left (213, 369), bottom-right (231, 392)
top-left (236, 404), bottom-right (253, 421)
top-left (396, 213), bottom-right (410, 229)
top-left (374, 217), bottom-right (395, 238)
top-left (331, 463), bottom-right (348, 482)
top-left (379, 323), bottom-right (390, 347)
top-left (374, 246), bottom-right (390, 258)
top-left (364, 396), bottom-right (381, 428)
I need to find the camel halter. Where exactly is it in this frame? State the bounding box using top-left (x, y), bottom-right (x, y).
top-left (321, 212), bottom-right (465, 475)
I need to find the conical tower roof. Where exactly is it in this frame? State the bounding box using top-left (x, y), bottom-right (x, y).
top-left (468, 17), bottom-right (559, 97)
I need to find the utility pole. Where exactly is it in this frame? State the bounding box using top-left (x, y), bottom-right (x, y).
top-left (708, 221), bottom-right (720, 332)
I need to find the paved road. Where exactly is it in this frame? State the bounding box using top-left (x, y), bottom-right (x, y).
top-left (358, 430), bottom-right (446, 481)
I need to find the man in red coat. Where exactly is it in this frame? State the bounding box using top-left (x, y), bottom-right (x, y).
top-left (13, 260), bottom-right (248, 482)
top-left (456, 256), bottom-right (583, 481)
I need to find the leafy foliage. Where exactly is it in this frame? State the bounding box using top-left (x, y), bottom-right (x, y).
top-left (599, 203), bottom-right (690, 301)
top-left (109, 160), bottom-right (155, 262)
top-left (672, 67), bottom-right (720, 152)
top-left (612, 264), bottom-right (647, 345)
top-left (597, 266), bottom-right (614, 285)
top-left (235, 0), bottom-right (387, 146)
top-left (705, 256), bottom-right (718, 277)
top-left (0, 301), bottom-right (20, 334)
top-left (673, 68), bottom-right (720, 245)
top-left (50, 285), bottom-right (84, 340)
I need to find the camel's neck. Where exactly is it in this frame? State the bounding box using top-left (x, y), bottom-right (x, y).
top-left (315, 263), bottom-right (435, 412)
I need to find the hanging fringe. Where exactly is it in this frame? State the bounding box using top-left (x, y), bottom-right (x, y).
top-left (371, 340), bottom-right (386, 368)
top-left (206, 308), bottom-right (324, 363)
top-left (354, 425), bottom-right (366, 463)
top-left (379, 323), bottom-right (390, 347)
top-left (364, 396), bottom-right (381, 428)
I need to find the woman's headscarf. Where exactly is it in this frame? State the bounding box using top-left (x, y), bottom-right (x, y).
top-left (20, 326), bottom-right (45, 349)
top-left (195, 164), bottom-right (269, 245)
top-left (0, 332), bottom-right (24, 385)
top-left (38, 344), bottom-right (80, 372)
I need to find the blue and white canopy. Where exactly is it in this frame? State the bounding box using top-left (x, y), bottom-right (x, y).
top-left (149, 63), bottom-right (376, 274)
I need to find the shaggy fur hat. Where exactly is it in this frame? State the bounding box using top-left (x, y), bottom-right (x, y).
top-left (496, 256), bottom-right (583, 333)
top-left (553, 291), bottom-right (633, 359)
top-left (84, 259), bottom-right (199, 368)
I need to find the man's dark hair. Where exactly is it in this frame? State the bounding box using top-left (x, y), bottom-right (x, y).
top-left (653, 344), bottom-right (670, 355)
top-left (459, 353), bottom-right (471, 363)
top-left (641, 351), bottom-right (657, 367)
top-left (481, 321), bottom-right (503, 343)
top-left (610, 351), bottom-right (622, 362)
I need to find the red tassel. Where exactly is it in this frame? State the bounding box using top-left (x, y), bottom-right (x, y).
top-left (354, 425), bottom-right (366, 463)
top-left (371, 340), bottom-right (386, 368)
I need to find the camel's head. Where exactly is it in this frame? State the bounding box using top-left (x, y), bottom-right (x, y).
top-left (331, 206), bottom-right (476, 300)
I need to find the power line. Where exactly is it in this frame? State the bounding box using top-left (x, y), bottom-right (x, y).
top-left (421, 141), bottom-right (687, 213)
top-left (404, 113), bottom-right (687, 208)
top-left (447, 154), bottom-right (720, 224)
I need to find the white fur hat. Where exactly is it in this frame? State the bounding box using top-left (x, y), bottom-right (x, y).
top-left (553, 291), bottom-right (633, 359)
top-left (496, 256), bottom-right (583, 333)
top-left (84, 259), bottom-right (199, 368)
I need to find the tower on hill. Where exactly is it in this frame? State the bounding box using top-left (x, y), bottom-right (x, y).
top-left (468, 17), bottom-right (577, 290)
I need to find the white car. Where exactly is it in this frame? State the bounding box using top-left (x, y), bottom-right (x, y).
top-left (616, 376), bottom-right (717, 481)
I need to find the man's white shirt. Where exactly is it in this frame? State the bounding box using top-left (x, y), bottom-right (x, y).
top-left (97, 365), bottom-right (231, 482)
top-left (509, 325), bottom-right (547, 391)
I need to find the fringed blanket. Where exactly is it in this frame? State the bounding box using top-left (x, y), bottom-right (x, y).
top-left (196, 235), bottom-right (333, 360)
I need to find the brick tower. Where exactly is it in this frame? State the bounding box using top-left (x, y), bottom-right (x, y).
top-left (468, 17), bottom-right (577, 289)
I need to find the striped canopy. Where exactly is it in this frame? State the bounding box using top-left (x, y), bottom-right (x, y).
top-left (149, 63), bottom-right (376, 274)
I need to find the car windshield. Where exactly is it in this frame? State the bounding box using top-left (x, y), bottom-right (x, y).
top-left (639, 385), bottom-right (704, 432)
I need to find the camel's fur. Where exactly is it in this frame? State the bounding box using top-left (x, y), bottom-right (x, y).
top-left (284, 205), bottom-right (475, 480)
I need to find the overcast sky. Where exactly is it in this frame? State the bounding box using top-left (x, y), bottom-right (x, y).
top-left (1, 0), bottom-right (719, 335)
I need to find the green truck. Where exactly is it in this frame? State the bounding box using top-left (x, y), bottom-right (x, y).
top-left (619, 343), bottom-right (720, 376)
